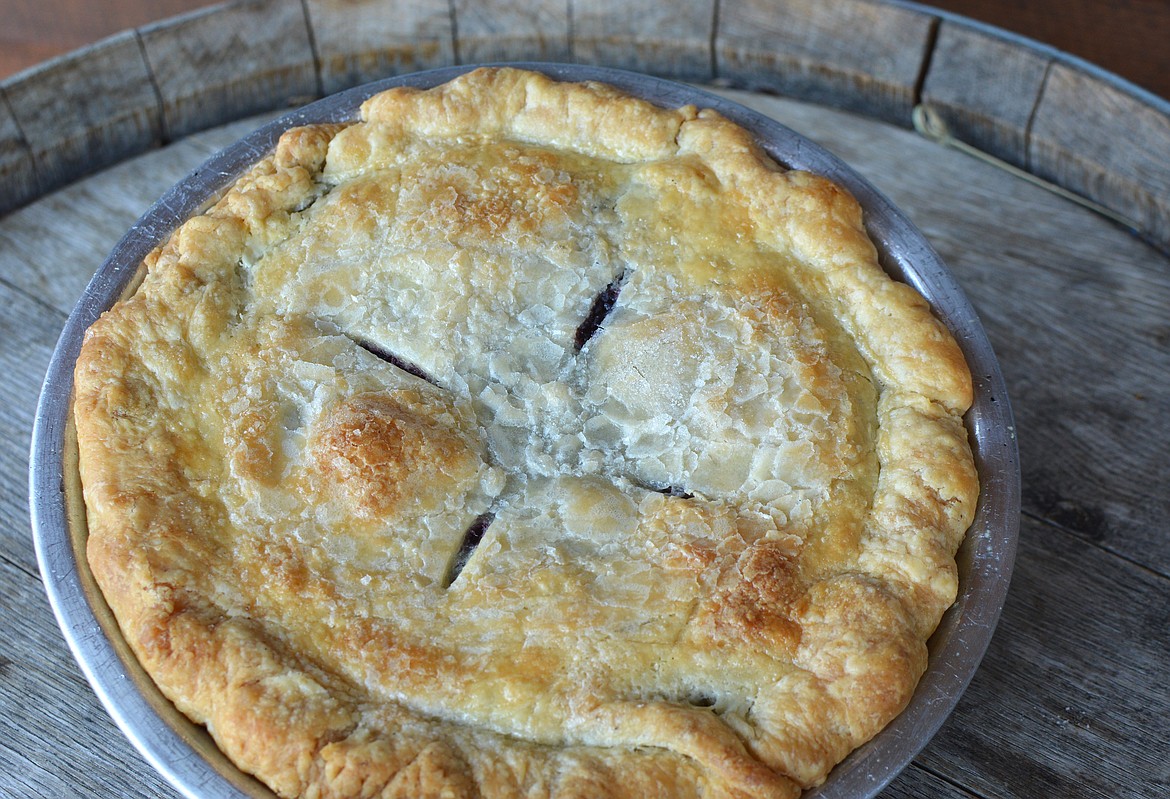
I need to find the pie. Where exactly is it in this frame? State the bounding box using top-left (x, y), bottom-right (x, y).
top-left (74, 67), bottom-right (978, 798)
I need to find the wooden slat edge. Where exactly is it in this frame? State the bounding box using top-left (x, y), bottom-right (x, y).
top-left (1028, 60), bottom-right (1170, 252)
top-left (919, 18), bottom-right (1050, 170)
top-left (138, 0), bottom-right (319, 142)
top-left (908, 5), bottom-right (1170, 252)
top-left (569, 0), bottom-right (716, 83)
top-left (305, 0), bottom-right (455, 96)
top-left (713, 0), bottom-right (936, 125)
top-left (0, 89), bottom-right (39, 215)
top-left (451, 0), bottom-right (572, 65)
top-left (0, 30), bottom-right (161, 204)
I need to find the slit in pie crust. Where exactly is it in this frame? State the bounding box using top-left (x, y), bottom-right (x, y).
top-left (74, 67), bottom-right (978, 799)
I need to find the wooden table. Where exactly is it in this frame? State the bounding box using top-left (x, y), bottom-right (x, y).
top-left (3, 2), bottom-right (1170, 797)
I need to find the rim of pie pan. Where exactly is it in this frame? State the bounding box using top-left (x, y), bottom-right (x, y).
top-left (29, 62), bottom-right (1021, 799)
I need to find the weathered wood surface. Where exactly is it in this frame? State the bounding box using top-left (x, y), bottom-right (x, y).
top-left (921, 17), bottom-right (1170, 251)
top-left (3, 1), bottom-right (1170, 797)
top-left (304, 0), bottom-right (454, 95)
top-left (923, 0), bottom-right (1170, 101)
top-left (1029, 61), bottom-right (1170, 250)
top-left (451, 0), bottom-right (572, 65)
top-left (138, 0), bottom-right (318, 140)
top-left (919, 20), bottom-right (1050, 169)
top-left (1, 0), bottom-right (1169, 254)
top-left (0, 96), bottom-right (37, 241)
top-left (0, 30), bottom-right (161, 204)
top-left (570, 0), bottom-right (716, 83)
top-left (4, 77), bottom-right (1170, 796)
top-left (715, 0), bottom-right (936, 124)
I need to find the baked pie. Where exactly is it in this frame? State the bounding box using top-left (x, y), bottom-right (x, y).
top-left (74, 67), bottom-right (978, 798)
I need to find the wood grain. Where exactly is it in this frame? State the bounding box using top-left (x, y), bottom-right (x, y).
top-left (570, 0), bottom-right (716, 83)
top-left (138, 0), bottom-right (317, 141)
top-left (1028, 61), bottom-right (1170, 251)
top-left (0, 557), bottom-right (178, 799)
top-left (914, 15), bottom-right (1170, 256)
top-left (922, 514), bottom-right (1170, 797)
top-left (0, 92), bottom-right (37, 215)
top-left (0, 0), bottom-right (218, 80)
top-left (0, 30), bottom-right (160, 197)
top-left (0, 290), bottom-right (60, 578)
top-left (6, 1), bottom-right (1170, 106)
top-left (920, 0), bottom-right (1170, 102)
top-left (920, 19), bottom-right (1050, 169)
top-left (304, 0), bottom-right (455, 95)
top-left (714, 0), bottom-right (935, 124)
top-left (883, 765), bottom-right (980, 799)
top-left (0, 287), bottom-right (124, 799)
top-left (451, 0), bottom-right (571, 65)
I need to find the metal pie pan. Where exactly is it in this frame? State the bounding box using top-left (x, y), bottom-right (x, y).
top-left (30, 62), bottom-right (1020, 799)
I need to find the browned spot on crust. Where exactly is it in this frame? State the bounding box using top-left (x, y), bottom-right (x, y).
top-left (311, 392), bottom-right (477, 521)
top-left (399, 147), bottom-right (582, 243)
top-left (697, 540), bottom-right (806, 656)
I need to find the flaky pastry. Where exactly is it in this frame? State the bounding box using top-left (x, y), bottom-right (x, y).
top-left (75, 67), bottom-right (978, 799)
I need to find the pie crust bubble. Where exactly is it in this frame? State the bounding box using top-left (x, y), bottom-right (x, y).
top-left (74, 67), bottom-right (978, 799)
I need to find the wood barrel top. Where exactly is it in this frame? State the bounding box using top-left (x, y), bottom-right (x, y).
top-left (3, 2), bottom-right (1169, 798)
top-left (2, 0), bottom-right (1169, 252)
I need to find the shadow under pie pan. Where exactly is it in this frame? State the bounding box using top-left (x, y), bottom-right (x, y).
top-left (30, 63), bottom-right (1020, 799)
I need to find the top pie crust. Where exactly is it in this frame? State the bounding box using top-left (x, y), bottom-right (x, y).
top-left (74, 67), bottom-right (978, 799)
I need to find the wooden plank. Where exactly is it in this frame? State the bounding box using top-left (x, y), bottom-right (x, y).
top-left (714, 0), bottom-right (935, 124)
top-left (922, 0), bottom-right (1170, 102)
top-left (0, 292), bottom-right (61, 578)
top-left (1028, 61), bottom-right (1170, 252)
top-left (919, 515), bottom-right (1170, 797)
top-left (181, 108), bottom-right (286, 154)
top-left (0, 136), bottom-right (216, 316)
top-left (451, 0), bottom-right (570, 65)
top-left (0, 558), bottom-right (182, 799)
top-left (0, 92), bottom-right (39, 215)
top-left (139, 0), bottom-right (317, 141)
top-left (0, 0), bottom-right (221, 81)
top-left (0, 30), bottom-right (161, 197)
top-left (570, 0), bottom-right (716, 83)
top-left (920, 19), bottom-right (1050, 169)
top-left (883, 764), bottom-right (981, 798)
top-left (305, 0), bottom-right (455, 95)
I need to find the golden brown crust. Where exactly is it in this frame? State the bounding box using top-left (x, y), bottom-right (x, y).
top-left (75, 67), bottom-right (978, 799)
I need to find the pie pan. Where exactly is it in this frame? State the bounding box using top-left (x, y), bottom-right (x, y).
top-left (30, 63), bottom-right (1020, 799)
